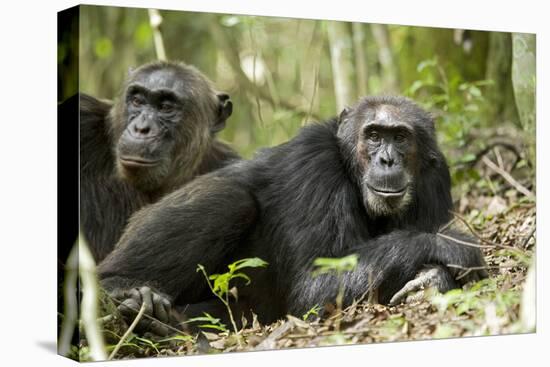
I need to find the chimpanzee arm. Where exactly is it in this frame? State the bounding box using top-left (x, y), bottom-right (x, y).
top-left (286, 228), bottom-right (487, 316)
top-left (98, 172), bottom-right (258, 303)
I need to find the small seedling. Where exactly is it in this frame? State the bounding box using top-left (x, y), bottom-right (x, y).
top-left (302, 304), bottom-right (322, 321)
top-left (312, 254), bottom-right (358, 331)
top-left (197, 258), bottom-right (268, 343)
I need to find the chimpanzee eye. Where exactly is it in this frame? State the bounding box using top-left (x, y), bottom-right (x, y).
top-left (395, 132), bottom-right (407, 143)
top-left (131, 95), bottom-right (144, 107)
top-left (160, 102), bottom-right (174, 113)
top-left (368, 131), bottom-right (380, 142)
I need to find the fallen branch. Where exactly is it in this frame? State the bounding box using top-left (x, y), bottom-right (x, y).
top-left (460, 140), bottom-right (521, 169)
top-left (482, 156), bottom-right (534, 198)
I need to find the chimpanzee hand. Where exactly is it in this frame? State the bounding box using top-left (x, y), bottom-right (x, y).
top-left (109, 286), bottom-right (173, 336)
top-left (388, 265), bottom-right (459, 305)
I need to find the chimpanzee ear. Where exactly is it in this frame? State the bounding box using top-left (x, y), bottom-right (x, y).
top-left (127, 66), bottom-right (136, 76)
top-left (338, 106), bottom-right (351, 124)
top-left (213, 92), bottom-right (233, 133)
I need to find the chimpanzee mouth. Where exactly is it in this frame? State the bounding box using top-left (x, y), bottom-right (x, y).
top-left (119, 156), bottom-right (160, 168)
top-left (367, 184), bottom-right (408, 198)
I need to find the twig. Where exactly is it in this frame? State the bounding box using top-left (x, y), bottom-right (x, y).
top-left (286, 328), bottom-right (370, 339)
top-left (459, 140), bottom-right (521, 168)
top-left (436, 232), bottom-right (493, 249)
top-left (449, 211), bottom-right (519, 251)
top-left (367, 270), bottom-right (378, 304)
top-left (109, 298), bottom-right (191, 337)
top-left (447, 264), bottom-right (519, 281)
top-left (108, 302), bottom-right (147, 360)
top-left (438, 218), bottom-right (457, 234)
top-left (521, 227), bottom-right (536, 249)
top-left (482, 156), bottom-right (534, 198)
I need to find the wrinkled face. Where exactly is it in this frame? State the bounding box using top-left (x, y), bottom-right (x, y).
top-left (114, 65), bottom-right (232, 191)
top-left (342, 103), bottom-right (419, 217)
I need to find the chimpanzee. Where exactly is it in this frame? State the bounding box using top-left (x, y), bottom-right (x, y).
top-left (74, 61), bottom-right (239, 262)
top-left (98, 96), bottom-right (487, 332)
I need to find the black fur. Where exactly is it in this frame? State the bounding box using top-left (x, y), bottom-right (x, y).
top-left (73, 61), bottom-right (240, 262)
top-left (99, 96), bottom-right (487, 325)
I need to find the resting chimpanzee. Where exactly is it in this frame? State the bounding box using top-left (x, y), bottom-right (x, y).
top-left (73, 61), bottom-right (238, 262)
top-left (98, 96), bottom-right (487, 332)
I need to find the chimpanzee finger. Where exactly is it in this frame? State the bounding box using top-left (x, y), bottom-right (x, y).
top-left (118, 298), bottom-right (141, 319)
top-left (139, 286), bottom-right (154, 317)
top-left (389, 276), bottom-right (427, 305)
top-left (152, 293), bottom-right (169, 323)
top-left (149, 320), bottom-right (171, 336)
top-left (109, 288), bottom-right (130, 301)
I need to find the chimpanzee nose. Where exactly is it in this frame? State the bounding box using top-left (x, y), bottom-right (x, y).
top-left (133, 124), bottom-right (151, 136)
top-left (379, 154), bottom-right (395, 167)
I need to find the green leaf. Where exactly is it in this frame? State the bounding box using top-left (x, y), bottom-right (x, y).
top-left (302, 304), bottom-right (322, 321)
top-left (407, 80), bottom-right (424, 95)
top-left (230, 257), bottom-right (269, 272)
top-left (417, 58), bottom-right (437, 72)
top-left (199, 324), bottom-right (227, 331)
top-left (158, 335), bottom-right (194, 343)
top-left (459, 153), bottom-right (476, 163)
top-left (212, 273), bottom-right (231, 295)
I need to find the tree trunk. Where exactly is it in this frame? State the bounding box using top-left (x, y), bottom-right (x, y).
top-left (485, 32), bottom-right (519, 125)
top-left (327, 21), bottom-right (355, 113)
top-left (352, 22), bottom-right (368, 97)
top-left (511, 33), bottom-right (536, 168)
top-left (370, 24), bottom-right (399, 93)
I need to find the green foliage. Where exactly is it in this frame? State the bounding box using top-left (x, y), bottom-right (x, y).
top-left (302, 304), bottom-right (322, 321)
top-left (94, 37), bottom-right (113, 59)
top-left (312, 254), bottom-right (358, 277)
top-left (184, 312), bottom-right (228, 332)
top-left (199, 258), bottom-right (268, 299)
top-left (197, 258), bottom-right (268, 337)
top-left (406, 57), bottom-right (494, 186)
top-left (429, 275), bottom-right (524, 335)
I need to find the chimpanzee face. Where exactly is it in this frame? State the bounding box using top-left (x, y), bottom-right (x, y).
top-left (339, 100), bottom-right (420, 217)
top-left (113, 64), bottom-right (232, 192)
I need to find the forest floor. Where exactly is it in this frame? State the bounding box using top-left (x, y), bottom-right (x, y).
top-left (89, 147), bottom-right (536, 361)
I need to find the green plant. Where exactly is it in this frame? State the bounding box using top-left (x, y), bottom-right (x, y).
top-left (405, 57), bottom-right (493, 188)
top-left (196, 258), bottom-right (268, 339)
top-left (302, 304), bottom-right (322, 321)
top-left (184, 312), bottom-right (227, 332)
top-left (312, 254), bottom-right (358, 331)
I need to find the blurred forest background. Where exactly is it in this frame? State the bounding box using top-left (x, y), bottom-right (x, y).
top-left (58, 6), bottom-right (537, 360)
top-left (59, 5), bottom-right (536, 184)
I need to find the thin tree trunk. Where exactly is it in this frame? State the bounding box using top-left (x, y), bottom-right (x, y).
top-left (327, 21), bottom-right (355, 113)
top-left (352, 22), bottom-right (368, 97)
top-left (485, 32), bottom-right (518, 125)
top-left (511, 33), bottom-right (536, 168)
top-left (370, 24), bottom-right (399, 93)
